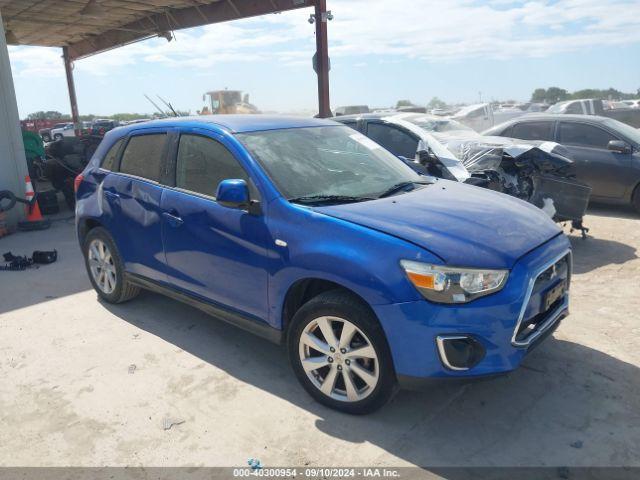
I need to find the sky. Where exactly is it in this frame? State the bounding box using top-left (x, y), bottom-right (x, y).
top-left (7, 0), bottom-right (640, 118)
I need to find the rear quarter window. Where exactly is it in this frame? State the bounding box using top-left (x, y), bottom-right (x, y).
top-left (119, 134), bottom-right (167, 182)
top-left (511, 122), bottom-right (554, 141)
top-left (100, 138), bottom-right (124, 170)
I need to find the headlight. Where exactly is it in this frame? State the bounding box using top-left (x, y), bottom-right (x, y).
top-left (400, 260), bottom-right (508, 304)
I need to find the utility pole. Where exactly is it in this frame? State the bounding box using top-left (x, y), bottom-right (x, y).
top-left (314, 0), bottom-right (332, 118)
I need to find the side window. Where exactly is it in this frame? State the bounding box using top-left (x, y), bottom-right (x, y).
top-left (558, 123), bottom-right (616, 149)
top-left (467, 108), bottom-right (486, 119)
top-left (511, 122), bottom-right (554, 141)
top-left (119, 134), bottom-right (167, 182)
top-left (339, 120), bottom-right (357, 129)
top-left (565, 102), bottom-right (583, 114)
top-left (176, 134), bottom-right (251, 198)
top-left (497, 126), bottom-right (513, 137)
top-left (101, 138), bottom-right (124, 170)
top-left (366, 123), bottom-right (419, 158)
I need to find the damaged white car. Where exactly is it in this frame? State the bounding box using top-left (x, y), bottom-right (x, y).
top-left (336, 113), bottom-right (592, 235)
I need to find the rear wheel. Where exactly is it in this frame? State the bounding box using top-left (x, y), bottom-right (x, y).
top-left (83, 227), bottom-right (139, 303)
top-left (288, 290), bottom-right (397, 414)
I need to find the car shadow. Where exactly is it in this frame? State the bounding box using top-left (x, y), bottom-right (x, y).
top-left (587, 203), bottom-right (639, 220)
top-left (102, 291), bottom-right (640, 469)
top-left (569, 235), bottom-right (637, 274)
top-left (0, 211), bottom-right (90, 315)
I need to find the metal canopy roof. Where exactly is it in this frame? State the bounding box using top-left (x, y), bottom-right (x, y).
top-left (1, 0), bottom-right (311, 59)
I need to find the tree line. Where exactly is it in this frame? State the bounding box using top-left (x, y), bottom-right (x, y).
top-left (26, 111), bottom-right (190, 121)
top-left (531, 87), bottom-right (640, 104)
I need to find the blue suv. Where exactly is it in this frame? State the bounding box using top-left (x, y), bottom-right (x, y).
top-left (76, 115), bottom-right (571, 414)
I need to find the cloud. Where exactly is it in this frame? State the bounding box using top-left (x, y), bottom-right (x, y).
top-left (7, 0), bottom-right (640, 77)
top-left (7, 46), bottom-right (63, 77)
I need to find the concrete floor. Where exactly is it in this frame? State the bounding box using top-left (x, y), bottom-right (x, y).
top-left (0, 205), bottom-right (639, 468)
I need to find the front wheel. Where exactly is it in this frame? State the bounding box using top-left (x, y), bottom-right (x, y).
top-left (53, 134), bottom-right (63, 141)
top-left (288, 290), bottom-right (397, 414)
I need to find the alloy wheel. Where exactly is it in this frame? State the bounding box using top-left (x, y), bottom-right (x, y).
top-left (298, 316), bottom-right (379, 402)
top-left (88, 239), bottom-right (117, 294)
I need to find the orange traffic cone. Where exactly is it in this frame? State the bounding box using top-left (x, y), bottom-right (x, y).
top-left (18, 175), bottom-right (50, 231)
top-left (24, 175), bottom-right (44, 221)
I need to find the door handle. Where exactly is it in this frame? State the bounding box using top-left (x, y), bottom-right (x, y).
top-left (104, 190), bottom-right (120, 199)
top-left (162, 210), bottom-right (184, 227)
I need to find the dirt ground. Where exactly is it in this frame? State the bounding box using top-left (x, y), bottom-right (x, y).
top-left (0, 204), bottom-right (638, 469)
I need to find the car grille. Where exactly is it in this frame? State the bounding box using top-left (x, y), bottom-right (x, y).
top-left (512, 253), bottom-right (571, 347)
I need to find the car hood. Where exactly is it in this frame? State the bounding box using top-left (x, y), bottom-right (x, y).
top-left (315, 180), bottom-right (561, 269)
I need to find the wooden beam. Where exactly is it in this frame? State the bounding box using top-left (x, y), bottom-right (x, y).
top-left (67, 0), bottom-right (312, 60)
top-left (62, 46), bottom-right (81, 135)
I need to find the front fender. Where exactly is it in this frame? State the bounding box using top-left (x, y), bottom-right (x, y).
top-left (266, 199), bottom-right (438, 327)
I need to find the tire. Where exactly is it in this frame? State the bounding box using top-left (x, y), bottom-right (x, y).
top-left (288, 289), bottom-right (398, 414)
top-left (83, 227), bottom-right (140, 303)
top-left (62, 182), bottom-right (75, 209)
top-left (632, 184), bottom-right (640, 214)
top-left (53, 134), bottom-right (63, 141)
top-left (0, 190), bottom-right (17, 213)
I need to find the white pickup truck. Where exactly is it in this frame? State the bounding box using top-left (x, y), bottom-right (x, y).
top-left (451, 103), bottom-right (548, 132)
top-left (49, 123), bottom-right (75, 141)
top-left (547, 98), bottom-right (640, 128)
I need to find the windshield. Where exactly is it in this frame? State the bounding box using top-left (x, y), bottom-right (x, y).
top-left (237, 126), bottom-right (423, 201)
top-left (603, 118), bottom-right (640, 146)
top-left (404, 115), bottom-right (473, 133)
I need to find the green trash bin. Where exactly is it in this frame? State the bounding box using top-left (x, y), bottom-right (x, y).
top-left (22, 129), bottom-right (46, 180)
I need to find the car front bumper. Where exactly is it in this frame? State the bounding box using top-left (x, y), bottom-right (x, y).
top-left (373, 234), bottom-right (571, 385)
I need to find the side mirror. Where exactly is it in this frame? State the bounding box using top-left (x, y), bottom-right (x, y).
top-left (398, 156), bottom-right (428, 175)
top-left (608, 140), bottom-right (632, 154)
top-left (216, 179), bottom-right (250, 209)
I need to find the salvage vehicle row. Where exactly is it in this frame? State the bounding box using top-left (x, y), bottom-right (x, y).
top-left (337, 113), bottom-right (592, 232)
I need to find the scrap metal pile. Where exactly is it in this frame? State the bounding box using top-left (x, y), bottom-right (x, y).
top-left (37, 136), bottom-right (101, 208)
top-left (437, 137), bottom-right (592, 231)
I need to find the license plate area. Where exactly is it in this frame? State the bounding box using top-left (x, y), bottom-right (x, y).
top-left (543, 279), bottom-right (567, 311)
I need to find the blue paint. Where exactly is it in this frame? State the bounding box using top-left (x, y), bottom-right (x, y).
top-left (76, 115), bottom-right (571, 381)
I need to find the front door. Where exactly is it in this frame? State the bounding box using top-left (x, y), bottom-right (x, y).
top-left (160, 130), bottom-right (270, 321)
top-left (557, 121), bottom-right (632, 199)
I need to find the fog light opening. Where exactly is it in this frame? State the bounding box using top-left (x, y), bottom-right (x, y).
top-left (436, 335), bottom-right (485, 371)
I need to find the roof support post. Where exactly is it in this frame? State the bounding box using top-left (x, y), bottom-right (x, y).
top-left (62, 46), bottom-right (80, 136)
top-left (314, 0), bottom-right (331, 118)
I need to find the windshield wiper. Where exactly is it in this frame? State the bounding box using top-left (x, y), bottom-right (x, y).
top-left (378, 181), bottom-right (430, 199)
top-left (289, 194), bottom-right (376, 206)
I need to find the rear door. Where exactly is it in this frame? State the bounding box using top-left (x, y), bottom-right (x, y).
top-left (101, 129), bottom-right (171, 282)
top-left (556, 121), bottom-right (632, 199)
top-left (160, 129), bottom-right (270, 321)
